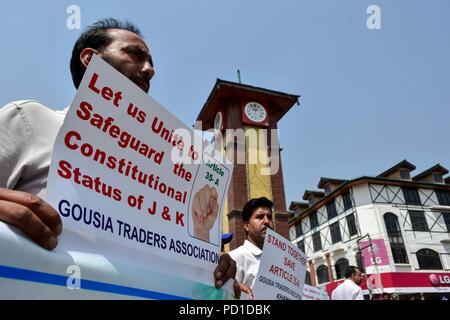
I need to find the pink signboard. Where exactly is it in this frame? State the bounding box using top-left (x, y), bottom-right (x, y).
top-left (360, 239), bottom-right (389, 267)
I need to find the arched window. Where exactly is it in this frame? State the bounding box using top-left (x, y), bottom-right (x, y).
top-left (305, 271), bottom-right (311, 285)
top-left (416, 249), bottom-right (443, 270)
top-left (335, 258), bottom-right (349, 279)
top-left (384, 213), bottom-right (409, 264)
top-left (316, 265), bottom-right (329, 284)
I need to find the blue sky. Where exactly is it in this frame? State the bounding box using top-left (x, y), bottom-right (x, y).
top-left (1, 0), bottom-right (449, 208)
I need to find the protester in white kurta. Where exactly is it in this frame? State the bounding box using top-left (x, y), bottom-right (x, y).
top-left (228, 197), bottom-right (274, 299)
top-left (0, 19), bottom-right (158, 251)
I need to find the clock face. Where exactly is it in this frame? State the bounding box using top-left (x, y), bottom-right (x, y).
top-left (214, 111), bottom-right (223, 131)
top-left (244, 102), bottom-right (267, 123)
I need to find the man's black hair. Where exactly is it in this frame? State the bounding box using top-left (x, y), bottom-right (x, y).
top-left (345, 266), bottom-right (360, 279)
top-left (70, 18), bottom-right (143, 88)
top-left (242, 197), bottom-right (273, 222)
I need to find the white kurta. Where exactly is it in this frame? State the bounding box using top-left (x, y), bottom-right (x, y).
top-left (228, 240), bottom-right (262, 289)
top-left (331, 279), bottom-right (364, 300)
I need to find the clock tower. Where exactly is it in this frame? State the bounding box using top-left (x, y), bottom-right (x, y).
top-left (196, 79), bottom-right (299, 250)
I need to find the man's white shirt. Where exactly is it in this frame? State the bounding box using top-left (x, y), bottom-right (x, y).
top-left (228, 240), bottom-right (262, 289)
top-left (0, 101), bottom-right (68, 198)
top-left (331, 279), bottom-right (364, 300)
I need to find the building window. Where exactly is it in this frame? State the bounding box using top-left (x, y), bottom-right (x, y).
top-left (384, 213), bottom-right (409, 264)
top-left (436, 190), bottom-right (450, 206)
top-left (324, 186), bottom-right (331, 195)
top-left (433, 173), bottom-right (444, 183)
top-left (391, 246), bottom-right (409, 265)
top-left (400, 169), bottom-right (410, 180)
top-left (403, 187), bottom-right (422, 206)
top-left (346, 214), bottom-right (358, 237)
top-left (316, 265), bottom-right (329, 284)
top-left (335, 258), bottom-right (349, 279)
top-left (416, 249), bottom-right (443, 270)
top-left (312, 232), bottom-right (322, 252)
top-left (310, 212), bottom-right (319, 229)
top-left (326, 200), bottom-right (337, 219)
top-left (330, 222), bottom-right (342, 244)
top-left (443, 212), bottom-right (450, 232)
top-left (297, 240), bottom-right (305, 253)
top-left (409, 210), bottom-right (429, 232)
top-left (342, 191), bottom-right (352, 211)
top-left (305, 271), bottom-right (311, 285)
top-left (295, 223), bottom-right (303, 238)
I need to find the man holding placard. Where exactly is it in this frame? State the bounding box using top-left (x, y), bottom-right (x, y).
top-left (0, 18), bottom-right (154, 252)
top-left (228, 197), bottom-right (274, 299)
top-left (229, 197), bottom-right (307, 300)
top-left (0, 18), bottom-right (237, 298)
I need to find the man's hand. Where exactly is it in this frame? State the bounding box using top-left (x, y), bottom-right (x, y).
top-left (231, 280), bottom-right (254, 300)
top-left (192, 185), bottom-right (219, 241)
top-left (214, 252), bottom-right (236, 289)
top-left (0, 188), bottom-right (62, 250)
top-left (239, 283), bottom-right (254, 300)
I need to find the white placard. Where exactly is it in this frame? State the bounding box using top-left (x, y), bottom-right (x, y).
top-left (46, 55), bottom-right (233, 284)
top-left (302, 284), bottom-right (330, 300)
top-left (252, 228), bottom-right (307, 300)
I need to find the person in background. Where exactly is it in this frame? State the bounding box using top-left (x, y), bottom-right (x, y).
top-left (331, 266), bottom-right (364, 300)
top-left (382, 292), bottom-right (391, 300)
top-left (391, 293), bottom-right (400, 300)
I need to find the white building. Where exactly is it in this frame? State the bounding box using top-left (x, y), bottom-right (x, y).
top-left (289, 160), bottom-right (450, 300)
